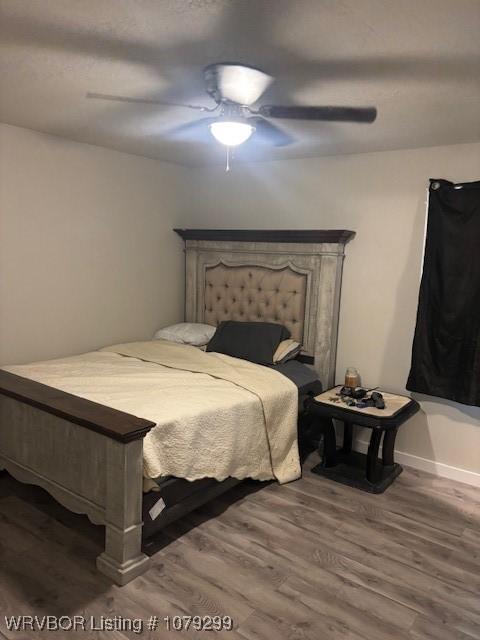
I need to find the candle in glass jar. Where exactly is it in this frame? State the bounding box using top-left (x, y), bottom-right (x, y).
top-left (345, 367), bottom-right (360, 389)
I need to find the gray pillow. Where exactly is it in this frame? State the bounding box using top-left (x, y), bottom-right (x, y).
top-left (206, 321), bottom-right (290, 365)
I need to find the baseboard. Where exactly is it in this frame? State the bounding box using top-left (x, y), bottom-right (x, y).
top-left (350, 437), bottom-right (480, 488)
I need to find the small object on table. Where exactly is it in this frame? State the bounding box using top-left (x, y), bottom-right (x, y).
top-left (351, 387), bottom-right (368, 399)
top-left (344, 367), bottom-right (360, 389)
top-left (305, 385), bottom-right (419, 493)
top-left (370, 391), bottom-right (385, 409)
top-left (337, 386), bottom-right (384, 408)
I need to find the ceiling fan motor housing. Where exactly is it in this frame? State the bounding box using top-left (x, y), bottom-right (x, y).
top-left (203, 63), bottom-right (273, 106)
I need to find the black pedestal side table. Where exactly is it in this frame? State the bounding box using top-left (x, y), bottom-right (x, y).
top-left (306, 386), bottom-right (420, 493)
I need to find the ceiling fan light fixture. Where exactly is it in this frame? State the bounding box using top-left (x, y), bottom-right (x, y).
top-left (209, 120), bottom-right (254, 146)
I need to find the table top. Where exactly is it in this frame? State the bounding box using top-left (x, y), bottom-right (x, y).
top-left (312, 386), bottom-right (417, 422)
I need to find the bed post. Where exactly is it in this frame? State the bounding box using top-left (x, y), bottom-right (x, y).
top-left (0, 370), bottom-right (154, 586)
top-left (96, 438), bottom-right (150, 585)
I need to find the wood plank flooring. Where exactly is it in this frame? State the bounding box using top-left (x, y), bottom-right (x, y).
top-left (0, 455), bottom-right (478, 640)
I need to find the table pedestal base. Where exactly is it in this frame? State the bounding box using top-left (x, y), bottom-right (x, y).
top-left (311, 451), bottom-right (402, 494)
top-left (310, 419), bottom-right (403, 494)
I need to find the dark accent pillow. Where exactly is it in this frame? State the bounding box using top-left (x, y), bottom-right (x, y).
top-left (206, 321), bottom-right (291, 365)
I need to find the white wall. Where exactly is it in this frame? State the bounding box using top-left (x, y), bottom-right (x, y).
top-left (1, 123), bottom-right (478, 479)
top-left (0, 124), bottom-right (188, 365)
top-left (186, 142), bottom-right (480, 478)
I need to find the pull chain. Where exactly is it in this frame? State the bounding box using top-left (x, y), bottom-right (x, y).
top-left (225, 146), bottom-right (231, 172)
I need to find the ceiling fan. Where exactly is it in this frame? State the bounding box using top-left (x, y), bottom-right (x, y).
top-left (87, 62), bottom-right (377, 152)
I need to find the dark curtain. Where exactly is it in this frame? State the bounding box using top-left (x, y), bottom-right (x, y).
top-left (407, 178), bottom-right (480, 406)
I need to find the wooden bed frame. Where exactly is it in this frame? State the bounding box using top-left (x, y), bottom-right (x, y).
top-left (0, 228), bottom-right (354, 585)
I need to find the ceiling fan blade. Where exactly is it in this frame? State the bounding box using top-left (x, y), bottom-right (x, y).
top-left (258, 105), bottom-right (377, 123)
top-left (248, 117), bottom-right (294, 147)
top-left (168, 117), bottom-right (218, 139)
top-left (86, 92), bottom-right (213, 111)
top-left (204, 64), bottom-right (273, 106)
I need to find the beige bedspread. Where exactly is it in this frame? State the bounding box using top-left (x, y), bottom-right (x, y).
top-left (4, 340), bottom-right (300, 486)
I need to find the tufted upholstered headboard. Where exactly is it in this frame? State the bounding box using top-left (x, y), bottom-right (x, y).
top-left (174, 229), bottom-right (355, 388)
top-left (204, 264), bottom-right (307, 343)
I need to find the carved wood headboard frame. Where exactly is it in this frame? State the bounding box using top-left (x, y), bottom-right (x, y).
top-left (174, 229), bottom-right (355, 389)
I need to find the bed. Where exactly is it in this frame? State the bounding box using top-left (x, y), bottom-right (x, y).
top-left (0, 228), bottom-right (354, 584)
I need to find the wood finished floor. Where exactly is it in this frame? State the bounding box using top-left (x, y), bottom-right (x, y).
top-left (0, 454), bottom-right (479, 640)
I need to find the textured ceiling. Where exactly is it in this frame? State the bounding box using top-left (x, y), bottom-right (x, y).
top-left (1, 0), bottom-right (479, 167)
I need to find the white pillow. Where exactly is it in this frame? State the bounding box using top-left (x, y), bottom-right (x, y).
top-left (273, 339), bottom-right (302, 364)
top-left (153, 322), bottom-right (216, 347)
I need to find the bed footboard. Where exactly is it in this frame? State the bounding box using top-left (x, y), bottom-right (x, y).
top-left (0, 371), bottom-right (154, 585)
